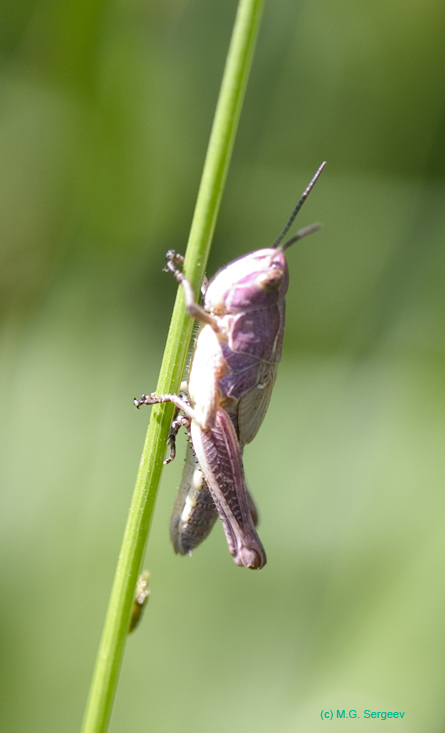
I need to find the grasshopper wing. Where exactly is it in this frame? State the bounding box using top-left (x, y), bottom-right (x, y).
top-left (170, 440), bottom-right (218, 555)
top-left (237, 364), bottom-right (278, 444)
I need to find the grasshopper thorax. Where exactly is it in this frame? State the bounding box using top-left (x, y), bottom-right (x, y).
top-left (204, 248), bottom-right (288, 316)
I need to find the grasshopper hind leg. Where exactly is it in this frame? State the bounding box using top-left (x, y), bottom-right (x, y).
top-left (170, 439), bottom-right (260, 557)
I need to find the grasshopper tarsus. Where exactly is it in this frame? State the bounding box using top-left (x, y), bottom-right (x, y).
top-left (164, 413), bottom-right (191, 464)
top-left (134, 393), bottom-right (157, 408)
top-left (135, 393), bottom-right (188, 464)
top-left (165, 249), bottom-right (184, 267)
top-left (164, 443), bottom-right (176, 465)
top-left (165, 406), bottom-right (180, 464)
top-left (165, 250), bottom-right (219, 329)
top-left (164, 250), bottom-right (185, 281)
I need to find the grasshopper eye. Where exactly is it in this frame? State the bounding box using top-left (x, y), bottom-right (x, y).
top-left (257, 266), bottom-right (284, 290)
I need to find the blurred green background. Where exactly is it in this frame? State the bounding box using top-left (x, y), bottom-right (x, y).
top-left (1, 0), bottom-right (445, 730)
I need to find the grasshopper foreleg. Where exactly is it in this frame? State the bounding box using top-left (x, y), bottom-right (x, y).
top-left (164, 250), bottom-right (218, 331)
top-left (134, 391), bottom-right (215, 434)
top-left (134, 391), bottom-right (194, 417)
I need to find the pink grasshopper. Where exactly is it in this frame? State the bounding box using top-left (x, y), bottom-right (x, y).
top-left (135, 163), bottom-right (325, 569)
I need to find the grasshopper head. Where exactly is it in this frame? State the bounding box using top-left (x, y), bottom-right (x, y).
top-left (205, 164), bottom-right (325, 316)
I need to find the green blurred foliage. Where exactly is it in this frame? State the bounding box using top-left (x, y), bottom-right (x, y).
top-left (0, 0), bottom-right (444, 731)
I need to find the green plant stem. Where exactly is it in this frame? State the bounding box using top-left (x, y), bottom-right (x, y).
top-left (80, 1), bottom-right (265, 732)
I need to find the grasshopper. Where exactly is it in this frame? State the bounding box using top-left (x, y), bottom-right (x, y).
top-left (135, 163), bottom-right (325, 569)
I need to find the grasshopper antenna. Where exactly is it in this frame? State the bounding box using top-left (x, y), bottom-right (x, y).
top-left (273, 161), bottom-right (326, 250)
